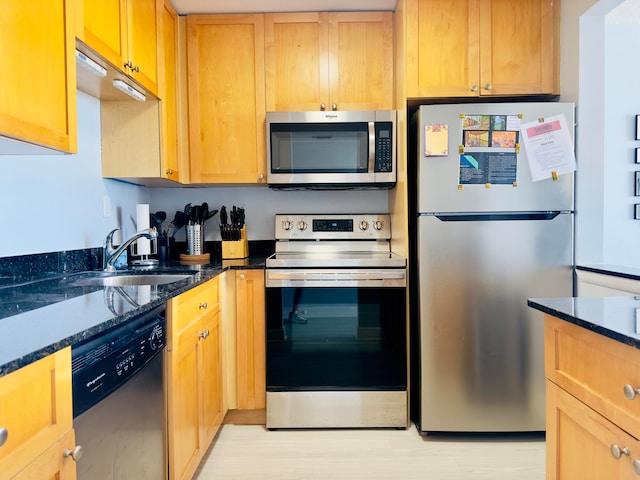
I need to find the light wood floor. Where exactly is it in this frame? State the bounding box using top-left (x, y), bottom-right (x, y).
top-left (194, 424), bottom-right (545, 479)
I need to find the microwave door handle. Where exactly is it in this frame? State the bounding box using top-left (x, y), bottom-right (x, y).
top-left (368, 121), bottom-right (375, 172)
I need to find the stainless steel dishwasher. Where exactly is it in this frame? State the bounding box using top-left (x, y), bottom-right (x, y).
top-left (72, 304), bottom-right (166, 479)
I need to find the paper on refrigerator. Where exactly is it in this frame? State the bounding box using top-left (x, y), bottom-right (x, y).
top-left (519, 114), bottom-right (576, 182)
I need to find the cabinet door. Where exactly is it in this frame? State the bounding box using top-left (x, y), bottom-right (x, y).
top-left (125, 0), bottom-right (161, 96)
top-left (236, 270), bottom-right (266, 410)
top-left (0, 0), bottom-right (77, 153)
top-left (265, 12), bottom-right (329, 112)
top-left (406, 0), bottom-right (480, 98)
top-left (328, 12), bottom-right (394, 110)
top-left (187, 14), bottom-right (266, 184)
top-left (83, 0), bottom-right (126, 71)
top-left (12, 429), bottom-right (77, 480)
top-left (160, 0), bottom-right (181, 182)
top-left (0, 348), bottom-right (73, 479)
top-left (480, 0), bottom-right (558, 95)
top-left (547, 382), bottom-right (640, 480)
top-left (167, 320), bottom-right (202, 480)
top-left (200, 309), bottom-right (225, 445)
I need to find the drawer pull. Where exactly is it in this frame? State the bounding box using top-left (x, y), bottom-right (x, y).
top-left (633, 459), bottom-right (640, 475)
top-left (0, 428), bottom-right (7, 447)
top-left (611, 444), bottom-right (630, 459)
top-left (64, 445), bottom-right (83, 462)
top-left (199, 302), bottom-right (208, 310)
top-left (624, 384), bottom-right (640, 400)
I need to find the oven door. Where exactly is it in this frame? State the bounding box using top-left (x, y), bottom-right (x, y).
top-left (265, 269), bottom-right (407, 428)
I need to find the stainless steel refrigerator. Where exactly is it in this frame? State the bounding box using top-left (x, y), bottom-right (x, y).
top-left (410, 102), bottom-right (575, 433)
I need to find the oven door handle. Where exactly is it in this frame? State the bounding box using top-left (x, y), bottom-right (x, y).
top-left (266, 269), bottom-right (406, 287)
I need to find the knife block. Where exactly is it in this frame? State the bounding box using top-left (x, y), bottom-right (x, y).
top-left (222, 226), bottom-right (249, 259)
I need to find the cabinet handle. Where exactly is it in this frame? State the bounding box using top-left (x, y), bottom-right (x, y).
top-left (624, 384), bottom-right (640, 400)
top-left (133, 65), bottom-right (140, 73)
top-left (258, 173), bottom-right (264, 181)
top-left (320, 103), bottom-right (326, 111)
top-left (0, 428), bottom-right (7, 447)
top-left (240, 273), bottom-right (245, 280)
top-left (484, 83), bottom-right (492, 91)
top-left (199, 302), bottom-right (208, 310)
top-left (611, 444), bottom-right (630, 459)
top-left (199, 329), bottom-right (210, 340)
top-left (332, 104), bottom-right (337, 111)
top-left (633, 459), bottom-right (640, 475)
top-left (124, 60), bottom-right (133, 70)
top-left (470, 85), bottom-right (478, 92)
top-left (165, 169), bottom-right (174, 175)
top-left (64, 445), bottom-right (83, 462)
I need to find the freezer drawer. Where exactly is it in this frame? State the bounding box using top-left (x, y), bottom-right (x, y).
top-left (416, 212), bottom-right (573, 432)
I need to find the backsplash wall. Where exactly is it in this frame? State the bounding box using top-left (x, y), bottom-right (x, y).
top-left (0, 91), bottom-right (388, 259)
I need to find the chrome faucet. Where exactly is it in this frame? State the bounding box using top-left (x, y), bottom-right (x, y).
top-left (103, 227), bottom-right (158, 272)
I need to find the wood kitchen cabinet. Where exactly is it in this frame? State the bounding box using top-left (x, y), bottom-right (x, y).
top-left (235, 270), bottom-right (266, 410)
top-left (0, 348), bottom-right (77, 479)
top-left (81, 0), bottom-right (162, 97)
top-left (545, 315), bottom-right (640, 479)
top-left (405, 0), bottom-right (559, 98)
top-left (0, 0), bottom-right (77, 154)
top-left (186, 14), bottom-right (267, 184)
top-left (166, 277), bottom-right (225, 480)
top-left (265, 12), bottom-right (393, 111)
top-left (98, 0), bottom-right (183, 186)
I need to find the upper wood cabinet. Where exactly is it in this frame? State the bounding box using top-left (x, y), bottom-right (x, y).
top-left (265, 12), bottom-right (394, 111)
top-left (187, 14), bottom-right (266, 184)
top-left (159, 0), bottom-right (181, 182)
top-left (0, 348), bottom-right (76, 479)
top-left (0, 0), bottom-right (77, 154)
top-left (406, 0), bottom-right (559, 98)
top-left (82, 0), bottom-right (161, 97)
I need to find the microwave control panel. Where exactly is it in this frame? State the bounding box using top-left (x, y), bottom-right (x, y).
top-left (374, 122), bottom-right (393, 172)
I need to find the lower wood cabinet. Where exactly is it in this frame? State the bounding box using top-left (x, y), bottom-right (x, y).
top-left (0, 348), bottom-right (77, 479)
top-left (545, 314), bottom-right (640, 479)
top-left (235, 270), bottom-right (266, 410)
top-left (166, 277), bottom-right (225, 480)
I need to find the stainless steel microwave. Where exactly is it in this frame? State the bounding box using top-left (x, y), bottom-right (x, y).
top-left (266, 110), bottom-right (396, 190)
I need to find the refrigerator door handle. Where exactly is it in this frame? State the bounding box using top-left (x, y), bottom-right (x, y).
top-left (427, 212), bottom-right (568, 222)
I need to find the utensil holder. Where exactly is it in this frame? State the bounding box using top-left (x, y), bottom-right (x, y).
top-left (222, 226), bottom-right (249, 259)
top-left (186, 223), bottom-right (205, 255)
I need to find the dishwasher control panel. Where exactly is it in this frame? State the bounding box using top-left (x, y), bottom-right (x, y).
top-left (71, 305), bottom-right (166, 418)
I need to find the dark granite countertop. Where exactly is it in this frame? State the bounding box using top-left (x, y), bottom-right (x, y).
top-left (528, 296), bottom-right (640, 350)
top-left (576, 264), bottom-right (640, 281)
top-left (0, 256), bottom-right (268, 377)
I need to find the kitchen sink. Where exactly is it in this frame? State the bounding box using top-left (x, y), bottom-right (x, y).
top-left (69, 273), bottom-right (194, 287)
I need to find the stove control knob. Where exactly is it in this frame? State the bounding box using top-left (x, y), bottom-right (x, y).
top-left (282, 219), bottom-right (293, 231)
top-left (297, 220), bottom-right (308, 231)
top-left (373, 220), bottom-right (385, 231)
top-left (359, 220), bottom-right (369, 231)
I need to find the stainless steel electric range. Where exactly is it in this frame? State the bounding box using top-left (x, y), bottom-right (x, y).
top-left (265, 214), bottom-right (407, 429)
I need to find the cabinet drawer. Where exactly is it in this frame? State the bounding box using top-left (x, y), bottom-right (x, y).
top-left (0, 348), bottom-right (72, 479)
top-left (545, 315), bottom-right (640, 438)
top-left (168, 277), bottom-right (220, 344)
top-left (547, 381), bottom-right (640, 480)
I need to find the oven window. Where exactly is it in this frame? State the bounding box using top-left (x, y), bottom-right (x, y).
top-left (270, 123), bottom-right (369, 173)
top-left (266, 286), bottom-right (406, 390)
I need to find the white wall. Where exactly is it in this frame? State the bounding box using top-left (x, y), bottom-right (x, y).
top-left (0, 91), bottom-right (148, 257)
top-left (575, 0), bottom-right (640, 266)
top-left (0, 90), bottom-right (387, 257)
top-left (149, 187), bottom-right (388, 242)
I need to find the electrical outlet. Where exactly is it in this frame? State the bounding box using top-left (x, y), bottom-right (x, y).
top-left (103, 195), bottom-right (111, 217)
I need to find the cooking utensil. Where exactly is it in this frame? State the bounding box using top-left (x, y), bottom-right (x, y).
top-left (150, 211), bottom-right (166, 230)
